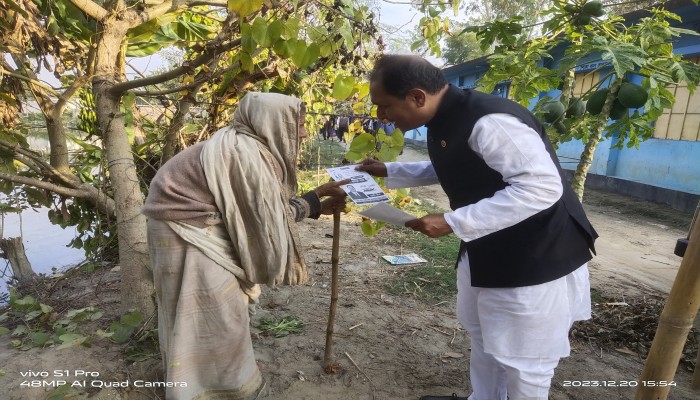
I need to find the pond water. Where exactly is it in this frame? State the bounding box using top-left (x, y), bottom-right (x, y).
top-left (1, 208), bottom-right (84, 294)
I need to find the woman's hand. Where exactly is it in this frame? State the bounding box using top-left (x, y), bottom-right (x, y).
top-left (319, 196), bottom-right (347, 215)
top-left (355, 158), bottom-right (388, 177)
top-left (314, 179), bottom-right (351, 198)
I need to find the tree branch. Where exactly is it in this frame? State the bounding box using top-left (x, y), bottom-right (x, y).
top-left (0, 66), bottom-right (59, 96)
top-left (66, 0), bottom-right (109, 21)
top-left (142, 1), bottom-right (176, 23)
top-left (0, 171), bottom-right (86, 198)
top-left (109, 38), bottom-right (242, 95)
top-left (187, 0), bottom-right (228, 7)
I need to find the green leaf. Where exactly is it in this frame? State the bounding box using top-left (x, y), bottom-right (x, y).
top-left (126, 41), bottom-right (168, 57)
top-left (175, 19), bottom-right (217, 42)
top-left (589, 36), bottom-right (647, 79)
top-left (240, 52), bottom-right (254, 73)
top-left (332, 75), bottom-right (355, 101)
top-left (109, 324), bottom-right (135, 344)
top-left (348, 132), bottom-right (376, 155)
top-left (273, 38), bottom-right (293, 58)
top-left (320, 42), bottom-right (332, 57)
top-left (228, 0), bottom-right (262, 17)
top-left (127, 12), bottom-right (179, 43)
top-left (379, 145), bottom-right (403, 162)
top-left (122, 92), bottom-right (136, 109)
top-left (29, 331), bottom-right (51, 347)
top-left (57, 333), bottom-right (87, 349)
top-left (12, 294), bottom-right (38, 309)
top-left (360, 220), bottom-right (385, 237)
top-left (344, 150), bottom-right (363, 162)
top-left (283, 17), bottom-right (300, 40)
top-left (12, 325), bottom-right (29, 336)
top-left (121, 310), bottom-right (144, 327)
top-left (290, 41), bottom-right (309, 68)
top-left (25, 310), bottom-right (43, 321)
top-left (0, 327), bottom-right (9, 335)
top-left (251, 18), bottom-right (271, 47)
top-left (268, 19), bottom-right (284, 42)
top-left (45, 384), bottom-right (72, 400)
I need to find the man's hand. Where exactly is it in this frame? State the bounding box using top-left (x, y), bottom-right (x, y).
top-left (319, 196), bottom-right (347, 215)
top-left (315, 179), bottom-right (351, 197)
top-left (356, 158), bottom-right (388, 177)
top-left (405, 214), bottom-right (453, 238)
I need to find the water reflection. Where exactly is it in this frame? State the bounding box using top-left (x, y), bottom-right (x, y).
top-left (1, 208), bottom-right (84, 292)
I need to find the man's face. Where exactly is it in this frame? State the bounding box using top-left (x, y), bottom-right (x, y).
top-left (370, 81), bottom-right (428, 132)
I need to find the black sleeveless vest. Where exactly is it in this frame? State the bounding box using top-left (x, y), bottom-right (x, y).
top-left (426, 85), bottom-right (597, 288)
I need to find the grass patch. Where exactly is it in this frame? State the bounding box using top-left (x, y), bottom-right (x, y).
top-left (256, 316), bottom-right (304, 337)
top-left (297, 136), bottom-right (348, 194)
top-left (380, 199), bottom-right (461, 302)
top-left (590, 288), bottom-right (608, 304)
top-left (298, 136), bottom-right (347, 171)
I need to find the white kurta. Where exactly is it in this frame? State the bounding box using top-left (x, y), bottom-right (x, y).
top-left (386, 113), bottom-right (591, 358)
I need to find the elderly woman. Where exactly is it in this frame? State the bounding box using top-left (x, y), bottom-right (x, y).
top-left (143, 92), bottom-right (348, 399)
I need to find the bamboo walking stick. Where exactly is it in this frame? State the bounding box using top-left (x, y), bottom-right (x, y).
top-left (636, 209), bottom-right (700, 399)
top-left (324, 209), bottom-right (341, 371)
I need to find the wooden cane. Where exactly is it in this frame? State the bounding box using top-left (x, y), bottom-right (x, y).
top-left (323, 209), bottom-right (341, 370)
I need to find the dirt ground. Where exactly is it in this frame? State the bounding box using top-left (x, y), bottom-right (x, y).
top-left (1, 145), bottom-right (699, 400)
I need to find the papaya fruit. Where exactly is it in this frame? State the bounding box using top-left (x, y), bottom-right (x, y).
top-left (617, 82), bottom-right (648, 108)
top-left (586, 88), bottom-right (609, 115)
top-left (543, 101), bottom-right (566, 123)
top-left (582, 0), bottom-right (605, 17)
top-left (574, 13), bottom-right (591, 26)
top-left (609, 100), bottom-right (628, 120)
top-left (564, 4), bottom-right (577, 13)
top-left (554, 121), bottom-right (567, 135)
top-left (566, 97), bottom-right (586, 117)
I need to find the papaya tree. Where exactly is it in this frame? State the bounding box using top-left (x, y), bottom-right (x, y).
top-left (432, 0), bottom-right (700, 200)
top-left (0, 0), bottom-right (382, 319)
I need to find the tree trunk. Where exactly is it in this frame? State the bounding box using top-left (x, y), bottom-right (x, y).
top-left (93, 18), bottom-right (154, 318)
top-left (570, 79), bottom-right (622, 201)
top-left (0, 237), bottom-right (35, 282)
top-left (161, 84), bottom-right (203, 164)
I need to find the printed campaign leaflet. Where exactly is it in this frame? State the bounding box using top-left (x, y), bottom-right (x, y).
top-left (381, 253), bottom-right (427, 265)
top-left (326, 165), bottom-right (390, 206)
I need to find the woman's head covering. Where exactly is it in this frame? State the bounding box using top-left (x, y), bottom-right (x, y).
top-left (200, 92), bottom-right (309, 289)
top-left (233, 92), bottom-right (304, 197)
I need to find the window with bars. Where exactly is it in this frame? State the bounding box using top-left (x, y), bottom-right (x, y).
top-left (572, 70), bottom-right (600, 97)
top-left (653, 56), bottom-right (700, 141)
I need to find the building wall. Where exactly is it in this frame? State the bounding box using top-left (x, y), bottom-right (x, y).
top-left (420, 2), bottom-right (700, 210)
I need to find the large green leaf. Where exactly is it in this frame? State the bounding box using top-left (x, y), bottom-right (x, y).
top-left (175, 20), bottom-right (218, 42)
top-left (228, 0), bottom-right (262, 17)
top-left (127, 12), bottom-right (180, 43)
top-left (290, 42), bottom-right (320, 69)
top-left (332, 75), bottom-right (355, 101)
top-left (57, 333), bottom-right (87, 349)
top-left (252, 18), bottom-right (271, 47)
top-left (587, 36), bottom-right (647, 79)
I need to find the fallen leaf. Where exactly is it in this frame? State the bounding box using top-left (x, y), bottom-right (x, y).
top-left (442, 352), bottom-right (464, 359)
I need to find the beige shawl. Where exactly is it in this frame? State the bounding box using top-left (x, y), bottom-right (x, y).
top-left (198, 92), bottom-right (308, 288)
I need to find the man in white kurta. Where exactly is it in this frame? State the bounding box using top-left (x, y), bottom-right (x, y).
top-left (359, 54), bottom-right (595, 400)
top-left (381, 113), bottom-right (591, 400)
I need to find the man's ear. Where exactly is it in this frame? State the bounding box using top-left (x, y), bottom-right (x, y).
top-left (406, 89), bottom-right (427, 108)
